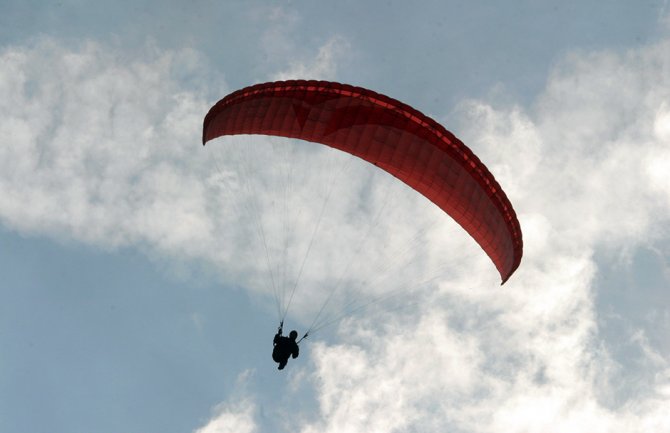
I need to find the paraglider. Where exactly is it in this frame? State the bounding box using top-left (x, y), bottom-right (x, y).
top-left (272, 323), bottom-right (300, 370)
top-left (202, 80), bottom-right (523, 369)
top-left (203, 80), bottom-right (522, 283)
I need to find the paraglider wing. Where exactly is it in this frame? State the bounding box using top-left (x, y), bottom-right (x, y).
top-left (202, 80), bottom-right (523, 283)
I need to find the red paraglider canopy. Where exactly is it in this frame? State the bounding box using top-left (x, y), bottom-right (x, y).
top-left (203, 80), bottom-right (522, 283)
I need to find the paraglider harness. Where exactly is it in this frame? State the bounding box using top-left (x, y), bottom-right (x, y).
top-left (272, 321), bottom-right (306, 370)
top-left (277, 321), bottom-right (309, 344)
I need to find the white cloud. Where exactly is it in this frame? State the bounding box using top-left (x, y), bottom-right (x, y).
top-left (193, 371), bottom-right (258, 433)
top-left (294, 39), bottom-right (670, 433)
top-left (0, 39), bottom-right (215, 252)
top-left (249, 5), bottom-right (351, 81)
top-left (193, 399), bottom-right (257, 433)
top-left (0, 36), bottom-right (451, 321)
top-left (271, 36), bottom-right (350, 81)
top-left (255, 6), bottom-right (302, 67)
top-left (0, 38), bottom-right (256, 290)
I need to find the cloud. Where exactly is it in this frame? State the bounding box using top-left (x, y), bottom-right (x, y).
top-left (293, 39), bottom-right (670, 433)
top-left (254, 6), bottom-right (302, 68)
top-left (193, 371), bottom-right (258, 433)
top-left (194, 399), bottom-right (256, 433)
top-left (204, 132), bottom-right (468, 323)
top-left (0, 35), bottom-right (436, 319)
top-left (0, 38), bottom-right (259, 290)
top-left (271, 35), bottom-right (350, 81)
top-left (251, 4), bottom-right (350, 81)
top-left (0, 38), bottom-right (215, 253)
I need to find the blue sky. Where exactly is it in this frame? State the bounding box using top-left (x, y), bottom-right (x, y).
top-left (1, 1), bottom-right (669, 432)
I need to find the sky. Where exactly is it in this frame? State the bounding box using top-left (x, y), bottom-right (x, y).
top-left (1, 1), bottom-right (669, 432)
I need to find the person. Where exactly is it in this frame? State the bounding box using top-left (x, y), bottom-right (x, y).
top-left (272, 325), bottom-right (299, 370)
